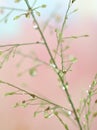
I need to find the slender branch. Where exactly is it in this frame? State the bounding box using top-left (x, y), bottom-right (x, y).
top-left (0, 6), bottom-right (26, 12)
top-left (24, 1), bottom-right (82, 129)
top-left (57, 0), bottom-right (83, 129)
top-left (55, 113), bottom-right (69, 130)
top-left (24, 0), bottom-right (58, 69)
top-left (58, 75), bottom-right (82, 130)
top-left (54, 0), bottom-right (71, 68)
top-left (59, 1), bottom-right (83, 128)
top-left (32, 5), bottom-right (43, 11)
top-left (0, 80), bottom-right (69, 112)
top-left (63, 35), bottom-right (89, 40)
top-left (61, 0), bottom-right (71, 33)
top-left (0, 42), bottom-right (42, 48)
top-left (60, 0), bottom-right (71, 71)
top-left (60, 43), bottom-right (64, 71)
top-left (0, 10), bottom-right (13, 22)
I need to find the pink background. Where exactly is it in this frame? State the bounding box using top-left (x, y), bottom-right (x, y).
top-left (0, 0), bottom-right (97, 130)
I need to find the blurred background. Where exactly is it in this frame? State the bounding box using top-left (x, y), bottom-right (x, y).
top-left (0, 0), bottom-right (97, 130)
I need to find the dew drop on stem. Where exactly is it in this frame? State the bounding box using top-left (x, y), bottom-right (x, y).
top-left (33, 25), bottom-right (38, 29)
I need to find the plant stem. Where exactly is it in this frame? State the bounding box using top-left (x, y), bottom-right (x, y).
top-left (58, 1), bottom-right (83, 129)
top-left (0, 42), bottom-right (42, 48)
top-left (60, 43), bottom-right (64, 71)
top-left (61, 0), bottom-right (71, 33)
top-left (55, 113), bottom-right (69, 130)
top-left (0, 6), bottom-right (26, 12)
top-left (54, 0), bottom-right (71, 70)
top-left (24, 0), bottom-right (82, 129)
top-left (58, 75), bottom-right (83, 130)
top-left (60, 0), bottom-right (71, 71)
top-left (24, 0), bottom-right (57, 68)
top-left (0, 80), bottom-right (69, 111)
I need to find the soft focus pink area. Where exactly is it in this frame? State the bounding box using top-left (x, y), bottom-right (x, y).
top-left (0, 0), bottom-right (97, 130)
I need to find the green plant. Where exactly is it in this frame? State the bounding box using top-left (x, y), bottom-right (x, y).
top-left (0, 0), bottom-right (97, 130)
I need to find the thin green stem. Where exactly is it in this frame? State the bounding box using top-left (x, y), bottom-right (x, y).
top-left (0, 42), bottom-right (42, 48)
top-left (57, 1), bottom-right (83, 128)
top-left (54, 0), bottom-right (71, 69)
top-left (63, 35), bottom-right (89, 40)
top-left (55, 113), bottom-right (69, 130)
top-left (60, 43), bottom-right (64, 71)
top-left (0, 10), bottom-right (13, 22)
top-left (0, 6), bottom-right (26, 12)
top-left (32, 5), bottom-right (43, 11)
top-left (60, 0), bottom-right (71, 71)
top-left (58, 75), bottom-right (82, 130)
top-left (24, 0), bottom-right (82, 129)
top-left (0, 80), bottom-right (69, 112)
top-left (61, 0), bottom-right (71, 33)
top-left (24, 0), bottom-right (57, 68)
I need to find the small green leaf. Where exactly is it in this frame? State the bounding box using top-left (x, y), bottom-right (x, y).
top-left (14, 0), bottom-right (21, 3)
top-left (72, 9), bottom-right (78, 13)
top-left (92, 80), bottom-right (97, 86)
top-left (41, 4), bottom-right (47, 8)
top-left (13, 15), bottom-right (22, 20)
top-left (69, 56), bottom-right (77, 63)
top-left (29, 67), bottom-right (37, 76)
top-left (35, 11), bottom-right (41, 16)
top-left (34, 111), bottom-right (41, 117)
top-left (54, 111), bottom-right (58, 115)
top-left (49, 59), bottom-right (53, 64)
top-left (44, 111), bottom-right (51, 118)
top-left (55, 29), bottom-right (63, 43)
top-left (44, 112), bottom-right (49, 118)
top-left (5, 91), bottom-right (16, 96)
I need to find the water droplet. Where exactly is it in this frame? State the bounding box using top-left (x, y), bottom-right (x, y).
top-left (49, 59), bottom-right (56, 68)
top-left (89, 85), bottom-right (91, 88)
top-left (62, 86), bottom-right (65, 90)
top-left (33, 25), bottom-right (38, 29)
top-left (68, 111), bottom-right (72, 115)
top-left (86, 90), bottom-right (88, 93)
top-left (62, 83), bottom-right (68, 90)
top-left (50, 63), bottom-right (56, 68)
